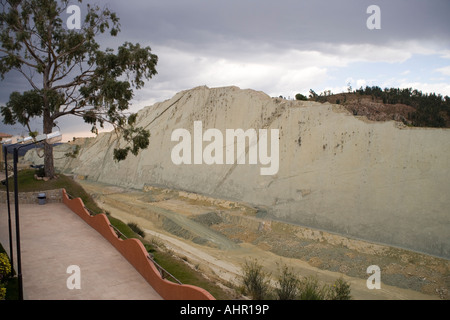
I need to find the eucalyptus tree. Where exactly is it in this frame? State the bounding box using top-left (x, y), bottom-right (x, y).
top-left (0, 0), bottom-right (158, 178)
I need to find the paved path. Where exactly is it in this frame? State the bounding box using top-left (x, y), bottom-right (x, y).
top-left (0, 202), bottom-right (162, 300)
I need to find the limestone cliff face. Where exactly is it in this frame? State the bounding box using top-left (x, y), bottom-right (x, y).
top-left (29, 86), bottom-right (450, 258)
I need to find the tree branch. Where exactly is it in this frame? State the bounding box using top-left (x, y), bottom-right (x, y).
top-left (14, 66), bottom-right (39, 90)
top-left (0, 48), bottom-right (39, 68)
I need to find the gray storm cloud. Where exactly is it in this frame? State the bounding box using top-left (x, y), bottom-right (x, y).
top-left (1, 0), bottom-right (449, 138)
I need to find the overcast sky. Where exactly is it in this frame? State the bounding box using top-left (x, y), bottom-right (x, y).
top-left (1, 0), bottom-right (450, 140)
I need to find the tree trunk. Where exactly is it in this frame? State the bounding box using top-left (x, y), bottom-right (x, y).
top-left (43, 141), bottom-right (55, 178)
top-left (43, 109), bottom-right (55, 179)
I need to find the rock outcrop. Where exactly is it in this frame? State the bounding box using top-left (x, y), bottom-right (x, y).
top-left (26, 86), bottom-right (450, 259)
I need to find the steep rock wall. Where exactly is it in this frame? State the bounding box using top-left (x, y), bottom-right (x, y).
top-left (28, 86), bottom-right (450, 258)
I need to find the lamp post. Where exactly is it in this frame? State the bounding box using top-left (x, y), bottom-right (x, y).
top-left (12, 144), bottom-right (23, 300)
top-left (12, 131), bottom-right (62, 300)
top-left (2, 139), bottom-right (14, 276)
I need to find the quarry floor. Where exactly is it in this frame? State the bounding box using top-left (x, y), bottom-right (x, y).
top-left (78, 179), bottom-right (449, 300)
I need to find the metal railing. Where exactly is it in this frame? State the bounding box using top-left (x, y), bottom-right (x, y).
top-left (65, 192), bottom-right (182, 285)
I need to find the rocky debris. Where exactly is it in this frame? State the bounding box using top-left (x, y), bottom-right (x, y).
top-left (191, 211), bottom-right (224, 227)
top-left (191, 209), bottom-right (449, 300)
top-left (79, 178), bottom-right (449, 300)
top-left (184, 202), bottom-right (449, 300)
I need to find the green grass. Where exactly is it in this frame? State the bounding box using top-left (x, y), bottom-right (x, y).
top-left (152, 250), bottom-right (233, 300)
top-left (0, 168), bottom-right (235, 300)
top-left (1, 169), bottom-right (103, 214)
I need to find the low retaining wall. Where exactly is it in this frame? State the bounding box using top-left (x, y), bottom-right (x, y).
top-left (0, 189), bottom-right (63, 205)
top-left (61, 188), bottom-right (215, 300)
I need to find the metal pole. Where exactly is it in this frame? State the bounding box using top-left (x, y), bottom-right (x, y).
top-left (3, 145), bottom-right (14, 275)
top-left (9, 134), bottom-right (61, 300)
top-left (13, 147), bottom-right (23, 300)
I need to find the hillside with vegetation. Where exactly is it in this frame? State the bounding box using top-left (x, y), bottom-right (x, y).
top-left (302, 86), bottom-right (450, 128)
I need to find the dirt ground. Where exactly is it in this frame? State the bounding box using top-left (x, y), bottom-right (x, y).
top-left (77, 179), bottom-right (449, 300)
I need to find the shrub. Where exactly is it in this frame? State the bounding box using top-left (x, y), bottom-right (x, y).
top-left (275, 263), bottom-right (300, 300)
top-left (298, 275), bottom-right (328, 300)
top-left (0, 286), bottom-right (5, 300)
top-left (127, 222), bottom-right (145, 238)
top-left (0, 253), bottom-right (11, 281)
top-left (0, 253), bottom-right (11, 300)
top-left (238, 260), bottom-right (352, 300)
top-left (35, 167), bottom-right (45, 178)
top-left (295, 93), bottom-right (308, 101)
top-left (329, 277), bottom-right (352, 300)
top-left (240, 259), bottom-right (271, 300)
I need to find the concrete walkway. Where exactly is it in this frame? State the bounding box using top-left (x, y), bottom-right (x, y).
top-left (0, 202), bottom-right (162, 300)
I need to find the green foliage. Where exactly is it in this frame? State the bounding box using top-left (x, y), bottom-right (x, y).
top-left (298, 275), bottom-right (328, 300)
top-left (0, 169), bottom-right (103, 215)
top-left (113, 148), bottom-right (129, 162)
top-left (308, 85), bottom-right (450, 128)
top-left (152, 249), bottom-right (233, 300)
top-left (309, 89), bottom-right (318, 99)
top-left (0, 253), bottom-right (11, 281)
top-left (239, 260), bottom-right (352, 300)
top-left (295, 93), bottom-right (308, 101)
top-left (329, 277), bottom-right (352, 300)
top-left (35, 167), bottom-right (45, 178)
top-left (127, 222), bottom-right (145, 238)
top-left (297, 275), bottom-right (352, 300)
top-left (0, 90), bottom-right (44, 126)
top-left (113, 127), bottom-right (150, 161)
top-left (0, 286), bottom-right (5, 300)
top-left (308, 88), bottom-right (333, 103)
top-left (355, 86), bottom-right (449, 128)
top-left (64, 144), bottom-right (80, 159)
top-left (0, 252), bottom-right (12, 300)
top-left (275, 263), bottom-right (300, 300)
top-left (0, 0), bottom-right (158, 174)
top-left (240, 259), bottom-right (271, 300)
